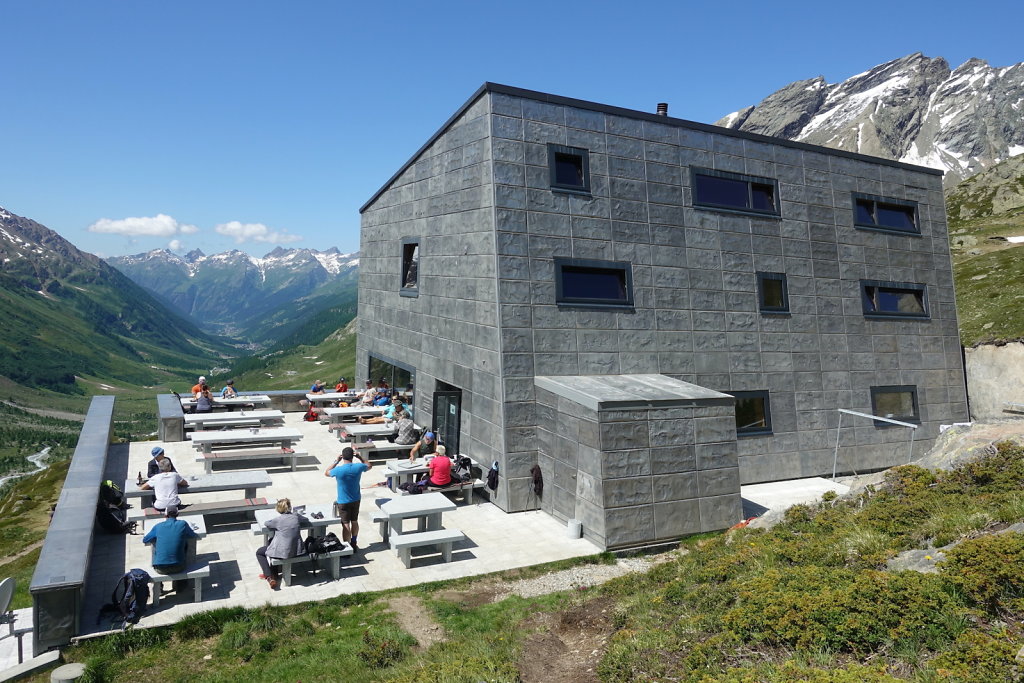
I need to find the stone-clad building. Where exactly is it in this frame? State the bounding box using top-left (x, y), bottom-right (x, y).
top-left (357, 83), bottom-right (968, 549)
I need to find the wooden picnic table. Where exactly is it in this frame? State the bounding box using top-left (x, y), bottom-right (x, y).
top-left (181, 394), bottom-right (272, 410)
top-left (251, 504), bottom-right (341, 543)
top-left (379, 492), bottom-right (456, 536)
top-left (123, 470), bottom-right (273, 507)
top-left (339, 423), bottom-right (396, 444)
top-left (184, 409), bottom-right (284, 431)
top-left (189, 426), bottom-right (303, 454)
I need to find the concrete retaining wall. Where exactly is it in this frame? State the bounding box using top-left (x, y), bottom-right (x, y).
top-left (965, 342), bottom-right (1024, 421)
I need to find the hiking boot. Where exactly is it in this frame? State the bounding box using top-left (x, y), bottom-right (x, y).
top-left (268, 577), bottom-right (278, 589)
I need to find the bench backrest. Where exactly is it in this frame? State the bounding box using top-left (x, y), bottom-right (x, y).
top-left (30, 395), bottom-right (115, 652)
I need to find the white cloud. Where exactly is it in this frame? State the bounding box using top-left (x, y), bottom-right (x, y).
top-left (168, 239), bottom-right (184, 251)
top-left (214, 221), bottom-right (303, 244)
top-left (87, 213), bottom-right (198, 237)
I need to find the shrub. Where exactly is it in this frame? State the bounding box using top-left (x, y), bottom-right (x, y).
top-left (929, 629), bottom-right (1018, 681)
top-left (939, 532), bottom-right (1024, 609)
top-left (713, 660), bottom-right (904, 682)
top-left (357, 624), bottom-right (416, 669)
top-left (938, 440), bottom-right (1024, 495)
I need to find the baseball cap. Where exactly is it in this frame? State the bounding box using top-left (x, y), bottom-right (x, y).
top-left (425, 432), bottom-right (435, 440)
top-left (198, 376), bottom-right (206, 382)
top-left (151, 447), bottom-right (165, 458)
top-left (165, 505), bottom-right (179, 517)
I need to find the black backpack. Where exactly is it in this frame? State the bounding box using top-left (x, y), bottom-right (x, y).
top-left (452, 456), bottom-right (474, 483)
top-left (304, 532), bottom-right (344, 559)
top-left (100, 480), bottom-right (126, 508)
top-left (97, 504), bottom-right (137, 535)
top-left (111, 569), bottom-right (151, 624)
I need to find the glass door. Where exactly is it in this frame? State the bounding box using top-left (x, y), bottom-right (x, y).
top-left (431, 390), bottom-right (462, 456)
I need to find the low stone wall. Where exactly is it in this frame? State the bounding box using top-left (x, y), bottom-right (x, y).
top-left (964, 342), bottom-right (1024, 421)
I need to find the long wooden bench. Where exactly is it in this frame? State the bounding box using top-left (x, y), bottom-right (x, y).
top-left (143, 562), bottom-right (211, 605)
top-left (195, 448), bottom-right (306, 474)
top-left (129, 497), bottom-right (275, 522)
top-left (390, 528), bottom-right (466, 569)
top-left (270, 547), bottom-right (354, 586)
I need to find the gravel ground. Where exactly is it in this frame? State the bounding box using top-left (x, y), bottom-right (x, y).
top-left (494, 553), bottom-right (677, 600)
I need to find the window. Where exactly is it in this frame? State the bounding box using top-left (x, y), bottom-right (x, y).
top-left (547, 144), bottom-right (590, 193)
top-left (692, 168), bottom-right (779, 216)
top-left (400, 238), bottom-right (419, 296)
top-left (368, 353), bottom-right (415, 402)
top-left (731, 390), bottom-right (772, 436)
top-left (870, 385), bottom-right (920, 425)
top-left (861, 280), bottom-right (928, 319)
top-left (757, 272), bottom-right (789, 313)
top-left (554, 257), bottom-right (634, 308)
top-left (853, 193), bottom-right (919, 234)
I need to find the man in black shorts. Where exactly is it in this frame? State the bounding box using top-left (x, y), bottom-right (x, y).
top-left (324, 447), bottom-right (371, 551)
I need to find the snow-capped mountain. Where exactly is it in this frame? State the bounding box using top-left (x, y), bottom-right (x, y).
top-left (716, 53), bottom-right (1024, 187)
top-left (106, 247), bottom-right (360, 343)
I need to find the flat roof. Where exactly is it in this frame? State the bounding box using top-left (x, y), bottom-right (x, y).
top-left (535, 374), bottom-right (732, 411)
top-left (360, 82), bottom-right (944, 213)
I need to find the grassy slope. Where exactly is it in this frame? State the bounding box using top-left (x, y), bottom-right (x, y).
top-left (28, 443), bottom-right (1024, 682)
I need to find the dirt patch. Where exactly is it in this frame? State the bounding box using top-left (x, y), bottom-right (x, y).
top-left (385, 594), bottom-right (446, 652)
top-left (435, 578), bottom-right (502, 608)
top-left (517, 596), bottom-right (616, 683)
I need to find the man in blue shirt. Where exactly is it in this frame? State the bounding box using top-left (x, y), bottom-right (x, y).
top-left (324, 447), bottom-right (371, 552)
top-left (142, 506), bottom-right (197, 589)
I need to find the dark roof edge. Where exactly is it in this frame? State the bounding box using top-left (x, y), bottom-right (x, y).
top-left (360, 82), bottom-right (944, 213)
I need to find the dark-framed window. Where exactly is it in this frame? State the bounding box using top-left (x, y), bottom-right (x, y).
top-left (368, 352), bottom-right (415, 403)
top-left (853, 193), bottom-right (919, 235)
top-left (692, 168), bottom-right (779, 216)
top-left (870, 385), bottom-right (920, 425)
top-left (400, 238), bottom-right (419, 296)
top-left (860, 280), bottom-right (928, 319)
top-left (554, 257), bottom-right (633, 308)
top-left (731, 390), bottom-right (772, 436)
top-left (756, 272), bottom-right (789, 313)
top-left (547, 144), bottom-right (591, 193)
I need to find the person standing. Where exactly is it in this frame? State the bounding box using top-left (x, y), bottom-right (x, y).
top-left (324, 447), bottom-right (371, 552)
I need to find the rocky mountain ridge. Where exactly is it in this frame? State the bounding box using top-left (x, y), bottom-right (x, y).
top-left (716, 53), bottom-right (1024, 187)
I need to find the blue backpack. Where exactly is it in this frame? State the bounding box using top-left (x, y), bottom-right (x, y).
top-left (113, 568), bottom-right (151, 624)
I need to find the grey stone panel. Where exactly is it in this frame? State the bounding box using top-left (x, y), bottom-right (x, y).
top-left (699, 493), bottom-right (743, 532)
top-left (605, 504), bottom-right (655, 547)
top-left (603, 476), bottom-right (654, 508)
top-left (654, 499), bottom-right (702, 538)
top-left (698, 467), bottom-right (741, 497)
top-left (653, 471), bottom-right (698, 502)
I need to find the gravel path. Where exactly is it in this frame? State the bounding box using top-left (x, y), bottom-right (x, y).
top-left (494, 553), bottom-right (675, 600)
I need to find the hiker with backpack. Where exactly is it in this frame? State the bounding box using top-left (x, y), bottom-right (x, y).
top-left (255, 498), bottom-right (306, 590)
top-left (142, 505), bottom-right (197, 591)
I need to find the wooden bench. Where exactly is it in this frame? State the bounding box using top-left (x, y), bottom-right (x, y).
top-left (195, 448), bottom-right (306, 474)
top-left (270, 547), bottom-right (354, 586)
top-left (129, 497), bottom-right (275, 522)
top-left (143, 562), bottom-right (211, 605)
top-left (390, 529), bottom-right (466, 568)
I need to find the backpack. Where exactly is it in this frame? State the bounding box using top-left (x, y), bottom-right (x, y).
top-left (399, 481), bottom-right (426, 495)
top-left (304, 532), bottom-right (344, 559)
top-left (97, 504), bottom-right (137, 535)
top-left (452, 456), bottom-right (474, 484)
top-left (100, 480), bottom-right (126, 508)
top-left (111, 569), bottom-right (151, 624)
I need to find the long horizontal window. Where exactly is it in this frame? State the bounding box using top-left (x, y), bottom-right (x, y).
top-left (731, 390), bottom-right (772, 436)
top-left (554, 257), bottom-right (633, 308)
top-left (861, 280), bottom-right (928, 319)
top-left (853, 193), bottom-right (919, 234)
top-left (692, 168), bottom-right (779, 216)
top-left (870, 385), bottom-right (920, 425)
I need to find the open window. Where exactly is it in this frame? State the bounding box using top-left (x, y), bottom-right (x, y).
top-left (870, 385), bottom-right (920, 425)
top-left (547, 144), bottom-right (591, 193)
top-left (853, 193), bottom-right (919, 234)
top-left (400, 238), bottom-right (419, 296)
top-left (554, 257), bottom-right (633, 308)
top-left (861, 280), bottom-right (928, 319)
top-left (692, 168), bottom-right (779, 216)
top-left (756, 272), bottom-right (789, 314)
top-left (731, 390), bottom-right (772, 436)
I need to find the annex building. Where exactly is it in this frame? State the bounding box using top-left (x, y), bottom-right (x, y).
top-left (356, 83), bottom-right (968, 549)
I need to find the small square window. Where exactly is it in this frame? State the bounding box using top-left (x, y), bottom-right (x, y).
top-left (548, 144), bottom-right (590, 193)
top-left (731, 390), bottom-right (772, 436)
top-left (861, 280), bottom-right (928, 319)
top-left (870, 385), bottom-right (920, 425)
top-left (692, 168), bottom-right (780, 216)
top-left (853, 193), bottom-right (919, 234)
top-left (400, 238), bottom-right (419, 296)
top-left (554, 257), bottom-right (633, 308)
top-left (756, 272), bottom-right (789, 313)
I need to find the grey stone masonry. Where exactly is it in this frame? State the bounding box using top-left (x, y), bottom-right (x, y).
top-left (534, 374), bottom-right (740, 548)
top-left (358, 82), bottom-right (969, 525)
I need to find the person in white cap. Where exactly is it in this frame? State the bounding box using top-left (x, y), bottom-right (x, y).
top-left (191, 375), bottom-right (207, 394)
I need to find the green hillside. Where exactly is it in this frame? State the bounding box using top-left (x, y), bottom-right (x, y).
top-left (947, 155), bottom-right (1024, 346)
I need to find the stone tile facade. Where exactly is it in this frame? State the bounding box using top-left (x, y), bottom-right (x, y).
top-left (358, 83), bottom-right (969, 546)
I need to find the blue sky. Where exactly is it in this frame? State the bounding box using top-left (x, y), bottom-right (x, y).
top-left (1, 0), bottom-right (1020, 258)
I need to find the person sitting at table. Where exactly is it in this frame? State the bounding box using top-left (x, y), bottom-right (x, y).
top-left (194, 384), bottom-right (214, 413)
top-left (408, 431), bottom-right (437, 462)
top-left (309, 379), bottom-right (327, 394)
top-left (359, 396), bottom-right (409, 424)
top-left (220, 379), bottom-right (238, 398)
top-left (393, 413), bottom-right (418, 446)
top-left (191, 375), bottom-right (207, 394)
top-left (424, 445), bottom-right (453, 488)
top-left (140, 458), bottom-right (189, 511)
top-left (373, 389), bottom-right (392, 407)
top-left (147, 446), bottom-right (176, 478)
top-left (143, 505), bottom-right (197, 588)
top-left (324, 447), bottom-right (371, 552)
top-left (255, 498), bottom-right (305, 590)
top-left (334, 377), bottom-right (349, 393)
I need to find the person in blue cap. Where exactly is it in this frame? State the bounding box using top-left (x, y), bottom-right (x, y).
top-left (408, 431), bottom-right (437, 462)
top-left (147, 446), bottom-right (176, 478)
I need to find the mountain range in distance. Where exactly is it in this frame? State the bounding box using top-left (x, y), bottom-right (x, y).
top-left (106, 247), bottom-right (360, 347)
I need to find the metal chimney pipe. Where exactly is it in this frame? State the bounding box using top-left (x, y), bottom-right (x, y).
top-left (656, 102), bottom-right (668, 116)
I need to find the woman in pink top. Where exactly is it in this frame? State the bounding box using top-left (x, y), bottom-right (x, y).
top-left (426, 445), bottom-right (452, 487)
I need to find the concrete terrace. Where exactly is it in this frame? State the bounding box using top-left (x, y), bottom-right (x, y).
top-left (81, 412), bottom-right (603, 632)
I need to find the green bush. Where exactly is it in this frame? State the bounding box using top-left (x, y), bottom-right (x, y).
top-left (711, 660), bottom-right (904, 682)
top-left (357, 624), bottom-right (416, 669)
top-left (938, 441), bottom-right (1024, 495)
top-left (929, 629), bottom-right (1019, 681)
top-left (939, 532), bottom-right (1024, 608)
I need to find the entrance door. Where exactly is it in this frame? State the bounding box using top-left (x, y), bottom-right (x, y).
top-left (431, 389), bottom-right (462, 456)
